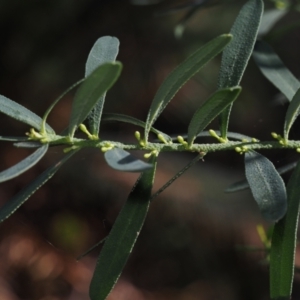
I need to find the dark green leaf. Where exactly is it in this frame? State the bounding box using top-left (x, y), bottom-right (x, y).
top-left (245, 151), bottom-right (287, 222)
top-left (104, 148), bottom-right (153, 172)
top-left (218, 0), bottom-right (263, 139)
top-left (151, 154), bottom-right (203, 200)
top-left (226, 161), bottom-right (297, 193)
top-left (0, 95), bottom-right (54, 134)
top-left (144, 34), bottom-right (232, 142)
top-left (102, 113), bottom-right (172, 143)
top-left (86, 36), bottom-right (120, 136)
top-left (0, 145), bottom-right (48, 183)
top-left (68, 62), bottom-right (122, 137)
top-left (284, 88), bottom-right (300, 140)
top-left (187, 86), bottom-right (241, 146)
top-left (253, 40), bottom-right (300, 102)
top-left (0, 150), bottom-right (77, 223)
top-left (89, 155), bottom-right (157, 300)
top-left (270, 161), bottom-right (300, 299)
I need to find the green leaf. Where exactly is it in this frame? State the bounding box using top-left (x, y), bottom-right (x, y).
top-left (144, 34), bottom-right (232, 142)
top-left (13, 141), bottom-right (43, 148)
top-left (284, 88), bottom-right (300, 140)
top-left (245, 151), bottom-right (287, 222)
top-left (102, 113), bottom-right (172, 143)
top-left (89, 155), bottom-right (157, 300)
top-left (68, 62), bottom-right (122, 137)
top-left (187, 86), bottom-right (241, 146)
top-left (253, 40), bottom-right (300, 102)
top-left (218, 0), bottom-right (263, 139)
top-left (86, 36), bottom-right (120, 136)
top-left (151, 153), bottom-right (203, 200)
top-left (104, 148), bottom-right (153, 172)
top-left (226, 161), bottom-right (297, 193)
top-left (0, 145), bottom-right (48, 183)
top-left (270, 160), bottom-right (300, 299)
top-left (0, 95), bottom-right (54, 134)
top-left (0, 136), bottom-right (28, 142)
top-left (258, 8), bottom-right (287, 37)
top-left (0, 150), bottom-right (77, 223)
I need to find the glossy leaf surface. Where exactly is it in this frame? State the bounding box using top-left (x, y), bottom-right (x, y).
top-left (86, 36), bottom-right (120, 136)
top-left (102, 113), bottom-right (172, 143)
top-left (104, 148), bottom-right (153, 172)
top-left (144, 34), bottom-right (232, 142)
top-left (0, 145), bottom-right (48, 183)
top-left (245, 151), bottom-right (287, 222)
top-left (218, 0), bottom-right (263, 138)
top-left (89, 156), bottom-right (157, 300)
top-left (253, 40), bottom-right (300, 102)
top-left (187, 86), bottom-right (241, 146)
top-left (0, 150), bottom-right (77, 223)
top-left (284, 88), bottom-right (300, 140)
top-left (270, 161), bottom-right (300, 299)
top-left (69, 62), bottom-right (122, 137)
top-left (0, 95), bottom-right (54, 134)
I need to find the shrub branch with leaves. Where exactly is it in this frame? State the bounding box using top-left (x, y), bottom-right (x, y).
top-left (0, 0), bottom-right (300, 299)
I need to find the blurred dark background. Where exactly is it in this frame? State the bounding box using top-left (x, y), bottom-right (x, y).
top-left (0, 0), bottom-right (300, 299)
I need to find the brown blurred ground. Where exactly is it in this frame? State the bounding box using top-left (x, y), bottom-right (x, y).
top-left (1, 1), bottom-right (300, 299)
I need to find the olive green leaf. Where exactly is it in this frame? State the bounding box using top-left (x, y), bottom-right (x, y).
top-left (253, 40), bottom-right (300, 102)
top-left (245, 151), bottom-right (287, 222)
top-left (218, 0), bottom-right (263, 139)
top-left (0, 145), bottom-right (48, 183)
top-left (0, 95), bottom-right (54, 134)
top-left (89, 155), bottom-right (157, 300)
top-left (187, 86), bottom-right (241, 146)
top-left (283, 88), bottom-right (300, 140)
top-left (86, 36), bottom-right (120, 136)
top-left (226, 161), bottom-right (297, 193)
top-left (144, 33), bottom-right (232, 143)
top-left (104, 148), bottom-right (153, 172)
top-left (270, 160), bottom-right (300, 299)
top-left (0, 150), bottom-right (77, 223)
top-left (68, 62), bottom-right (122, 137)
top-left (258, 8), bottom-right (287, 37)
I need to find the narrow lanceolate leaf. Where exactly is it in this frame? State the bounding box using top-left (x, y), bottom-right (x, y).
top-left (258, 8), bottom-right (287, 37)
top-left (68, 62), bottom-right (122, 137)
top-left (0, 145), bottom-right (48, 183)
top-left (0, 95), bottom-right (54, 134)
top-left (253, 40), bottom-right (300, 102)
top-left (187, 86), bottom-right (241, 146)
top-left (144, 34), bottom-right (232, 142)
top-left (86, 36), bottom-right (120, 136)
top-left (218, 0), bottom-right (263, 139)
top-left (0, 136), bottom-right (28, 142)
top-left (270, 160), bottom-right (300, 299)
top-left (104, 148), bottom-right (153, 172)
top-left (0, 150), bottom-right (77, 223)
top-left (102, 113), bottom-right (172, 143)
top-left (226, 161), bottom-right (297, 193)
top-left (284, 88), bottom-right (300, 140)
top-left (89, 155), bottom-right (157, 300)
top-left (245, 151), bottom-right (287, 222)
